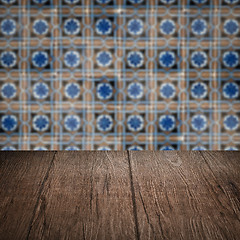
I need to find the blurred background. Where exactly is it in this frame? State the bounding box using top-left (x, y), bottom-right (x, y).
top-left (0, 0), bottom-right (239, 150)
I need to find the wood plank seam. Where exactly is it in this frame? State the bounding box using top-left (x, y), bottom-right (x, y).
top-left (127, 150), bottom-right (140, 240)
top-left (26, 151), bottom-right (57, 239)
top-left (0, 151), bottom-right (239, 239)
top-left (138, 188), bottom-right (165, 238)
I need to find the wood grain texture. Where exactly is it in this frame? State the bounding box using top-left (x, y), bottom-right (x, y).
top-left (129, 151), bottom-right (240, 240)
top-left (27, 151), bottom-right (136, 240)
top-left (0, 151), bottom-right (239, 240)
top-left (0, 151), bottom-right (56, 240)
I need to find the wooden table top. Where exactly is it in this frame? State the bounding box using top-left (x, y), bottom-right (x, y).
top-left (0, 151), bottom-right (239, 240)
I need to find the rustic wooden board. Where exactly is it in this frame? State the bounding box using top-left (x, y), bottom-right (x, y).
top-left (129, 151), bottom-right (240, 240)
top-left (0, 151), bottom-right (239, 240)
top-left (0, 151), bottom-right (56, 240)
top-left (27, 151), bottom-right (136, 240)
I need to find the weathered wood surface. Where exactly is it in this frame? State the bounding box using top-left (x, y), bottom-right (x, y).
top-left (0, 151), bottom-right (56, 240)
top-left (0, 151), bottom-right (239, 240)
top-left (129, 151), bottom-right (240, 240)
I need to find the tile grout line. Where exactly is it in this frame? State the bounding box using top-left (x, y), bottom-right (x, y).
top-left (26, 151), bottom-right (57, 239)
top-left (127, 150), bottom-right (140, 240)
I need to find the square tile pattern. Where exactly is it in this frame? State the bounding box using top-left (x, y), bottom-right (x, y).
top-left (0, 0), bottom-right (240, 150)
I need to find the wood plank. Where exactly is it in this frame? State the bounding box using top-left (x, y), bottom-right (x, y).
top-left (27, 151), bottom-right (136, 239)
top-left (0, 151), bottom-right (56, 240)
top-left (129, 151), bottom-right (240, 240)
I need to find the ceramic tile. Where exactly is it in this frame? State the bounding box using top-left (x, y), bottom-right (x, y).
top-left (0, 0), bottom-right (240, 150)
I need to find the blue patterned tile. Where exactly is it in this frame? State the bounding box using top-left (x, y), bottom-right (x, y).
top-left (0, 0), bottom-right (239, 150)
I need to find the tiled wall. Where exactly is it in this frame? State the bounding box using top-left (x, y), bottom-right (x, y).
top-left (0, 0), bottom-right (239, 150)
